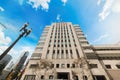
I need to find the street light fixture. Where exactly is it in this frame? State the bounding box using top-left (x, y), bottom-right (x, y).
top-left (0, 22), bottom-right (32, 60)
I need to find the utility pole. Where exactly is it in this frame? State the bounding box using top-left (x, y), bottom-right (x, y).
top-left (0, 22), bottom-right (32, 61)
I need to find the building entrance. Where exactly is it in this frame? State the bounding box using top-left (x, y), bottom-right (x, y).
top-left (57, 72), bottom-right (69, 80)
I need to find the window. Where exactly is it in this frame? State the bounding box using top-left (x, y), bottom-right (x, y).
top-left (31, 53), bottom-right (41, 58)
top-left (65, 39), bottom-right (67, 42)
top-left (89, 64), bottom-right (98, 68)
top-left (93, 75), bottom-right (106, 80)
top-left (66, 50), bottom-right (69, 59)
top-left (83, 75), bottom-right (88, 80)
top-left (68, 36), bottom-right (69, 38)
top-left (73, 39), bottom-right (75, 42)
top-left (75, 44), bottom-right (77, 47)
top-left (116, 64), bottom-right (120, 69)
top-left (24, 75), bottom-right (36, 80)
top-left (52, 64), bottom-right (54, 68)
top-left (62, 50), bottom-right (64, 53)
top-left (72, 64), bottom-right (75, 68)
top-left (61, 64), bottom-right (65, 68)
top-left (41, 75), bottom-right (44, 79)
top-left (69, 44), bottom-right (71, 47)
top-left (70, 50), bottom-right (73, 59)
top-left (36, 47), bottom-right (43, 51)
top-left (61, 44), bottom-right (63, 47)
top-left (76, 49), bottom-right (80, 58)
top-left (29, 64), bottom-right (38, 68)
top-left (57, 50), bottom-right (59, 59)
top-left (65, 44), bottom-right (67, 47)
top-left (46, 50), bottom-right (49, 59)
top-left (105, 65), bottom-right (111, 69)
top-left (49, 44), bottom-right (50, 47)
top-left (56, 64), bottom-right (59, 68)
top-left (54, 44), bottom-right (56, 47)
top-left (49, 75), bottom-right (53, 79)
top-left (73, 75), bottom-right (78, 80)
top-left (67, 64), bottom-right (70, 68)
top-left (68, 39), bottom-right (70, 42)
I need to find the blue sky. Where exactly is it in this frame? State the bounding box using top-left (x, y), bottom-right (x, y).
top-left (0, 0), bottom-right (120, 64)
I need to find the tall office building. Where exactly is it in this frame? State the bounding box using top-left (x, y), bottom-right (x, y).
top-left (0, 54), bottom-right (12, 74)
top-left (21, 22), bottom-right (120, 80)
top-left (7, 51), bottom-right (29, 80)
top-left (0, 54), bottom-right (12, 79)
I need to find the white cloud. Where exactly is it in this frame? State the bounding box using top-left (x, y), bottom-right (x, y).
top-left (99, 0), bottom-right (113, 20)
top-left (93, 34), bottom-right (109, 43)
top-left (0, 30), bottom-right (11, 45)
top-left (0, 45), bottom-right (7, 54)
top-left (56, 14), bottom-right (61, 21)
top-left (92, 14), bottom-right (120, 44)
top-left (61, 0), bottom-right (67, 6)
top-left (18, 0), bottom-right (24, 5)
top-left (27, 0), bottom-right (50, 11)
top-left (98, 0), bottom-right (120, 21)
top-left (0, 6), bottom-right (4, 12)
top-left (97, 0), bottom-right (101, 5)
top-left (111, 0), bottom-right (120, 13)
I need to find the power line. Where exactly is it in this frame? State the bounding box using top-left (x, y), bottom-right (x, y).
top-left (0, 22), bottom-right (7, 29)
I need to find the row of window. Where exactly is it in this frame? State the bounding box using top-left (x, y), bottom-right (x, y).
top-left (46, 49), bottom-right (80, 59)
top-left (93, 48), bottom-right (120, 51)
top-left (24, 74), bottom-right (106, 80)
top-left (29, 63), bottom-right (99, 69)
top-left (105, 64), bottom-right (120, 69)
top-left (50, 39), bottom-right (71, 43)
top-left (29, 62), bottom-right (120, 70)
top-left (46, 49), bottom-right (73, 59)
top-left (49, 44), bottom-right (75, 48)
top-left (89, 64), bottom-right (120, 69)
top-left (100, 57), bottom-right (120, 60)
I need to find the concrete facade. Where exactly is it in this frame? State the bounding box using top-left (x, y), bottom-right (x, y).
top-left (21, 22), bottom-right (120, 80)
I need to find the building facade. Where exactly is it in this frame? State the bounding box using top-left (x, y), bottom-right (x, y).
top-left (21, 22), bottom-right (120, 80)
top-left (0, 54), bottom-right (12, 74)
top-left (0, 54), bottom-right (12, 79)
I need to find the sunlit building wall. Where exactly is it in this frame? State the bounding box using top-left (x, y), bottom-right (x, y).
top-left (21, 22), bottom-right (120, 80)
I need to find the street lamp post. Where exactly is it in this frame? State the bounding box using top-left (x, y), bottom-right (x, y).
top-left (0, 22), bottom-right (32, 61)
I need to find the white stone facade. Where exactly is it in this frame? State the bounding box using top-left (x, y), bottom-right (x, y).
top-left (21, 22), bottom-right (120, 80)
